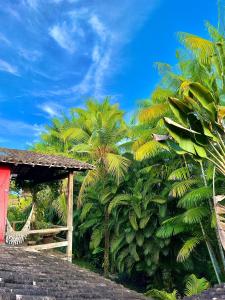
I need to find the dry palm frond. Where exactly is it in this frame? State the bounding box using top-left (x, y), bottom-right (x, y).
top-left (218, 106), bottom-right (225, 125)
top-left (178, 32), bottom-right (214, 64)
top-left (214, 195), bottom-right (225, 250)
top-left (139, 103), bottom-right (170, 123)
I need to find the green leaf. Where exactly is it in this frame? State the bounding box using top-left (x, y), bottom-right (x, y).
top-left (168, 97), bottom-right (192, 125)
top-left (129, 244), bottom-right (140, 261)
top-left (80, 203), bottom-right (93, 221)
top-left (184, 274), bottom-right (210, 296)
top-left (170, 179), bottom-right (198, 198)
top-left (129, 212), bottom-right (139, 230)
top-left (90, 228), bottom-right (103, 250)
top-left (177, 237), bottom-right (202, 262)
top-left (168, 167), bottom-right (190, 180)
top-left (188, 82), bottom-right (217, 120)
top-left (108, 194), bottom-right (130, 214)
top-left (136, 232), bottom-right (144, 247)
top-left (110, 235), bottom-right (124, 253)
top-left (139, 216), bottom-right (150, 229)
top-left (183, 207), bottom-right (209, 224)
top-left (157, 216), bottom-right (186, 238)
top-left (146, 289), bottom-right (178, 300)
top-left (132, 201), bottom-right (142, 218)
top-left (126, 231), bottom-right (135, 244)
top-left (178, 186), bottom-right (212, 209)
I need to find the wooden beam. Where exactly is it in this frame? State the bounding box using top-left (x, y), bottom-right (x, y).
top-left (28, 227), bottom-right (68, 235)
top-left (24, 241), bottom-right (68, 251)
top-left (66, 171), bottom-right (74, 262)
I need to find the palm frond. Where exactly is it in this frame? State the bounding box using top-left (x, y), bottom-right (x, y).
top-left (170, 179), bottom-right (198, 198)
top-left (139, 103), bottom-right (170, 123)
top-left (80, 202), bottom-right (93, 221)
top-left (146, 289), bottom-right (178, 300)
top-left (135, 141), bottom-right (167, 161)
top-left (177, 237), bottom-right (202, 262)
top-left (156, 215), bottom-right (186, 238)
top-left (178, 32), bottom-right (214, 64)
top-left (183, 207), bottom-right (209, 224)
top-left (77, 169), bottom-right (100, 207)
top-left (90, 227), bottom-right (103, 250)
top-left (168, 167), bottom-right (190, 181)
top-left (184, 274), bottom-right (209, 296)
top-left (108, 194), bottom-right (130, 214)
top-left (105, 153), bottom-right (130, 183)
top-left (178, 186), bottom-right (212, 209)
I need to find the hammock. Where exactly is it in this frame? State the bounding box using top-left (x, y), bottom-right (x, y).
top-left (6, 204), bottom-right (35, 245)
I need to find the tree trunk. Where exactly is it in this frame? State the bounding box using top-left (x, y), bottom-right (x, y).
top-left (200, 222), bottom-right (222, 283)
top-left (200, 162), bottom-right (225, 274)
top-left (104, 206), bottom-right (110, 278)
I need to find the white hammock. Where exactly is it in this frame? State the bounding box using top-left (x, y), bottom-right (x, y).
top-left (6, 205), bottom-right (34, 245)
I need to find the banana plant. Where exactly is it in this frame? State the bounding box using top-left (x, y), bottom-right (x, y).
top-left (163, 82), bottom-right (225, 175)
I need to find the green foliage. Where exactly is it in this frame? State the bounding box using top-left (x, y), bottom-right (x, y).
top-left (184, 274), bottom-right (210, 296)
top-left (30, 16), bottom-right (225, 298)
top-left (146, 289), bottom-right (178, 300)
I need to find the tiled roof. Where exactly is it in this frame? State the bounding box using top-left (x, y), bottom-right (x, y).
top-left (0, 246), bottom-right (149, 300)
top-left (0, 147), bottom-right (94, 171)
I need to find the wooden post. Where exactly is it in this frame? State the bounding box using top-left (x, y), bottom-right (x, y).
top-left (66, 171), bottom-right (74, 262)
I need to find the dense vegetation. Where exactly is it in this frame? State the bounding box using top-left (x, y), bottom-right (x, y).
top-left (9, 20), bottom-right (225, 299)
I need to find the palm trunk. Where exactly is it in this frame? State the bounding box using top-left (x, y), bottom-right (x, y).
top-left (104, 206), bottom-right (110, 278)
top-left (200, 222), bottom-right (222, 283)
top-left (200, 161), bottom-right (225, 275)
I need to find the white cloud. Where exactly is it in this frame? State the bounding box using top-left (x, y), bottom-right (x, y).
top-left (89, 15), bottom-right (108, 41)
top-left (0, 59), bottom-right (18, 75)
top-left (13, 0), bottom-right (159, 99)
top-left (49, 24), bottom-right (76, 53)
top-left (19, 48), bottom-right (42, 62)
top-left (0, 33), bottom-right (11, 46)
top-left (38, 102), bottom-right (64, 118)
top-left (24, 0), bottom-right (39, 9)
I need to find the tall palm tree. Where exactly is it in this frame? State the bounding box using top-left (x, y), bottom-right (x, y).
top-left (70, 98), bottom-right (130, 276)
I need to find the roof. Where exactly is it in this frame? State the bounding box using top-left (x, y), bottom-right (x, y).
top-left (183, 284), bottom-right (225, 299)
top-left (0, 147), bottom-right (94, 182)
top-left (0, 245), bottom-right (149, 300)
top-left (0, 147), bottom-right (93, 170)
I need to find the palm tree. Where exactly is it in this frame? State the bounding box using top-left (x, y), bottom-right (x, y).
top-left (157, 162), bottom-right (223, 283)
top-left (70, 98), bottom-right (130, 277)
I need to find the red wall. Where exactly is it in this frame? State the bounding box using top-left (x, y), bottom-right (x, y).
top-left (0, 166), bottom-right (11, 243)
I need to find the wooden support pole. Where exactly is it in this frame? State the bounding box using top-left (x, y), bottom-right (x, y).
top-left (66, 171), bottom-right (74, 262)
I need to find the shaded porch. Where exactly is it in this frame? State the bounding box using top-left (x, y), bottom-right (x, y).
top-left (0, 147), bottom-right (94, 262)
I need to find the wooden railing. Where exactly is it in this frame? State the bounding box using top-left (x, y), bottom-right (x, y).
top-left (22, 226), bottom-right (69, 251)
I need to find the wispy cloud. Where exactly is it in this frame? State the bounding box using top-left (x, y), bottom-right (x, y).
top-left (49, 24), bottom-right (76, 53)
top-left (0, 33), bottom-right (11, 46)
top-left (19, 48), bottom-right (42, 62)
top-left (0, 117), bottom-right (43, 137)
top-left (23, 0), bottom-right (39, 10)
top-left (0, 0), bottom-right (159, 148)
top-left (0, 59), bottom-right (19, 75)
top-left (38, 101), bottom-right (64, 118)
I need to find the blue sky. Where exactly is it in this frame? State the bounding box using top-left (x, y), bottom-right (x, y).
top-left (0, 0), bottom-right (218, 149)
